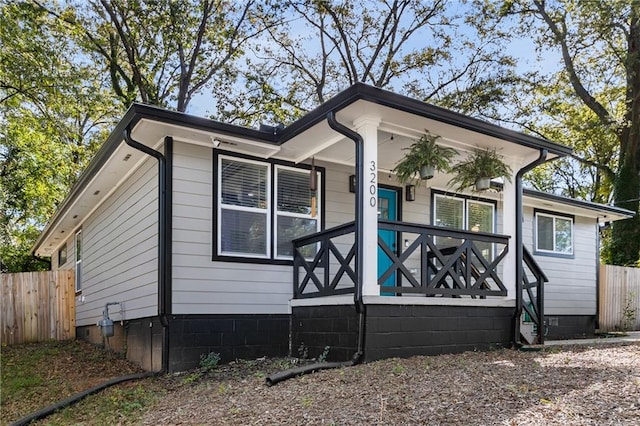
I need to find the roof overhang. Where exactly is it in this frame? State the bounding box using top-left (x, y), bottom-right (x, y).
top-left (34, 83), bottom-right (575, 256)
top-left (33, 104), bottom-right (281, 257)
top-left (524, 189), bottom-right (634, 222)
top-left (272, 83), bottom-right (572, 172)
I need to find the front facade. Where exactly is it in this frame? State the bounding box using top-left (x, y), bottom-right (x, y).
top-left (35, 84), bottom-right (633, 372)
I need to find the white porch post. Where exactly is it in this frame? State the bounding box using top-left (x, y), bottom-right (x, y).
top-left (354, 116), bottom-right (380, 298)
top-left (502, 172), bottom-right (517, 299)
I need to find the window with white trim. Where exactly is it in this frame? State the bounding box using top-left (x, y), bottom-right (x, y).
top-left (275, 166), bottom-right (320, 258)
top-left (216, 155), bottom-right (321, 261)
top-left (535, 211), bottom-right (573, 255)
top-left (433, 193), bottom-right (495, 256)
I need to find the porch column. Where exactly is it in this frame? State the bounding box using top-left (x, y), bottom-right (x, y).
top-left (502, 162), bottom-right (518, 299)
top-left (353, 115), bottom-right (381, 297)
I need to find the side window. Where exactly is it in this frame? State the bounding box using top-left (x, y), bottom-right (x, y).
top-left (75, 230), bottom-right (82, 292)
top-left (535, 211), bottom-right (573, 256)
top-left (58, 243), bottom-right (67, 267)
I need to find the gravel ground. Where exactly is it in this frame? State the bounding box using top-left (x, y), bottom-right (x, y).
top-left (143, 342), bottom-right (640, 425)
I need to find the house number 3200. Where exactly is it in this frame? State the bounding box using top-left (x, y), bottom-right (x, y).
top-left (369, 160), bottom-right (377, 207)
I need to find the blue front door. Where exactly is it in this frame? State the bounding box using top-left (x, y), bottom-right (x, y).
top-left (378, 188), bottom-right (398, 295)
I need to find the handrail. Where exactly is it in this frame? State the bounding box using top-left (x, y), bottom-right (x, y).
top-left (292, 221), bottom-right (356, 246)
top-left (523, 246), bottom-right (548, 282)
top-left (520, 245), bottom-right (547, 344)
top-left (378, 220), bottom-right (510, 244)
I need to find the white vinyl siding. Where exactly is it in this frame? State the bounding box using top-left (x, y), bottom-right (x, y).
top-left (524, 206), bottom-right (596, 315)
top-left (75, 156), bottom-right (159, 326)
top-left (172, 144), bottom-right (289, 315)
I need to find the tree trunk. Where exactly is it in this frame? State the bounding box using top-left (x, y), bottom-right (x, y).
top-left (610, 9), bottom-right (640, 266)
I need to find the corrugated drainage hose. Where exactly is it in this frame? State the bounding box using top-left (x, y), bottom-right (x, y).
top-left (10, 372), bottom-right (155, 426)
top-left (265, 360), bottom-right (355, 387)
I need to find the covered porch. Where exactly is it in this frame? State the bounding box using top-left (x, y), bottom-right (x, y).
top-left (270, 86), bottom-right (564, 359)
top-left (289, 216), bottom-right (546, 361)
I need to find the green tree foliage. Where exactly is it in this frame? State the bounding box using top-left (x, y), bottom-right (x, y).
top-left (1, 1), bottom-right (119, 271)
top-left (220, 0), bottom-right (517, 125)
top-left (37, 0), bottom-right (262, 112)
top-left (1, 0), bottom-right (263, 271)
top-left (483, 0), bottom-right (640, 265)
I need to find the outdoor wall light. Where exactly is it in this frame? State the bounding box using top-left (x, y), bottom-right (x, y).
top-left (211, 136), bottom-right (221, 147)
top-left (405, 184), bottom-right (416, 201)
top-left (349, 174), bottom-right (356, 193)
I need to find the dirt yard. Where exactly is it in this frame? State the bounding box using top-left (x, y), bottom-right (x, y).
top-left (143, 342), bottom-right (640, 425)
top-left (2, 340), bottom-right (639, 425)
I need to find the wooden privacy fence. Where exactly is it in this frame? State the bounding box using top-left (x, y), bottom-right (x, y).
top-left (599, 264), bottom-right (640, 332)
top-left (1, 270), bottom-right (76, 345)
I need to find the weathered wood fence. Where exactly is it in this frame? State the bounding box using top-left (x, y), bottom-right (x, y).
top-left (1, 270), bottom-right (76, 345)
top-left (599, 264), bottom-right (640, 332)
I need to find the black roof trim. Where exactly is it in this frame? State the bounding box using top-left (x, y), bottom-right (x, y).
top-left (524, 188), bottom-right (635, 218)
top-left (278, 83), bottom-right (573, 156)
top-left (32, 103), bottom-right (278, 254)
top-left (128, 103), bottom-right (279, 143)
top-left (34, 84), bottom-right (576, 253)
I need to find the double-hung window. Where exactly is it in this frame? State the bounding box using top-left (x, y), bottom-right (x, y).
top-left (216, 154), bottom-right (321, 261)
top-left (432, 193), bottom-right (495, 257)
top-left (535, 210), bottom-right (573, 256)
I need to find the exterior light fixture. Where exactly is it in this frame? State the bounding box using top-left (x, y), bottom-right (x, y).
top-left (405, 184), bottom-right (416, 201)
top-left (349, 174), bottom-right (356, 193)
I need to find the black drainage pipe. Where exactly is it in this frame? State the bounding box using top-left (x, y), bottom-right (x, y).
top-left (266, 112), bottom-right (367, 386)
top-left (10, 372), bottom-right (155, 426)
top-left (123, 130), bottom-right (172, 372)
top-left (265, 359), bottom-right (356, 387)
top-left (514, 149), bottom-right (548, 346)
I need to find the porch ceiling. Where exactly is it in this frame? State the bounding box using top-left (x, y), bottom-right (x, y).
top-left (273, 100), bottom-right (561, 172)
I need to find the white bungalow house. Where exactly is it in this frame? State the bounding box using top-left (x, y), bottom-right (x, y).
top-left (33, 84), bottom-right (633, 372)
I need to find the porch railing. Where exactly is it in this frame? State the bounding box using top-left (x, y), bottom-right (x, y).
top-left (293, 222), bottom-right (357, 299)
top-left (378, 220), bottom-right (509, 297)
top-left (293, 220), bottom-right (511, 299)
top-left (520, 246), bottom-right (547, 344)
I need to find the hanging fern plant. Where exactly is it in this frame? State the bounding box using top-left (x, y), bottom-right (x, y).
top-left (393, 131), bottom-right (458, 186)
top-left (448, 147), bottom-right (512, 192)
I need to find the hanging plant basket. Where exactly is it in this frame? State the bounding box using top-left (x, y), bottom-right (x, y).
top-left (419, 164), bottom-right (435, 180)
top-left (475, 177), bottom-right (491, 191)
top-left (449, 147), bottom-right (512, 192)
top-left (393, 131), bottom-right (458, 186)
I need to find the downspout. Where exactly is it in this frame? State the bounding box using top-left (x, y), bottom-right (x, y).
top-left (595, 218), bottom-right (602, 331)
top-left (265, 112), bottom-right (366, 386)
top-left (123, 130), bottom-right (172, 372)
top-left (326, 111), bottom-right (366, 363)
top-left (514, 149), bottom-right (548, 346)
